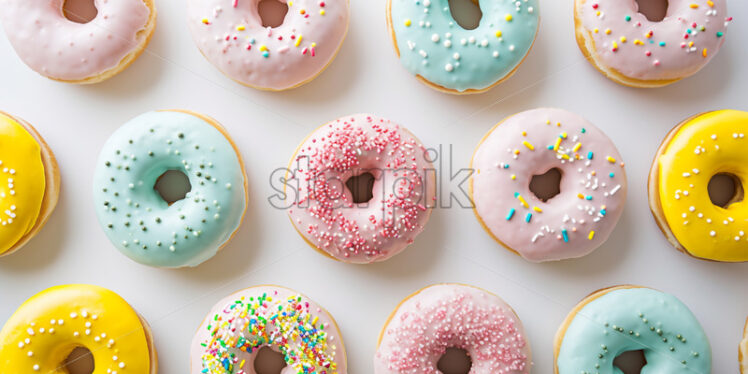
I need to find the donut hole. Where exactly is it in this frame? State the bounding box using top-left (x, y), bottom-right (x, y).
top-left (437, 347), bottom-right (473, 374)
top-left (529, 168), bottom-right (562, 202)
top-left (708, 173), bottom-right (743, 209)
top-left (63, 0), bottom-right (98, 24)
top-left (448, 0), bottom-right (483, 30)
top-left (635, 0), bottom-right (669, 22)
top-left (62, 346), bottom-right (95, 374)
top-left (613, 349), bottom-right (647, 374)
top-left (346, 172), bottom-right (376, 204)
top-left (253, 346), bottom-right (287, 374)
top-left (154, 170), bottom-right (192, 205)
top-left (258, 0), bottom-right (289, 28)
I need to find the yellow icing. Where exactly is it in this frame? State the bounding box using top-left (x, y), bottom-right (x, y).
top-left (658, 110), bottom-right (748, 262)
top-left (0, 112), bottom-right (46, 254)
top-left (0, 284), bottom-right (151, 373)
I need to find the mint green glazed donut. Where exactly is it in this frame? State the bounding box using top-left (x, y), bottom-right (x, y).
top-left (555, 286), bottom-right (711, 373)
top-left (387, 0), bottom-right (539, 93)
top-left (93, 110), bottom-right (247, 268)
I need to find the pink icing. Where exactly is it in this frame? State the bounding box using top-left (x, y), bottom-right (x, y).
top-left (187, 0), bottom-right (349, 90)
top-left (287, 114), bottom-right (436, 264)
top-left (578, 0), bottom-right (730, 81)
top-left (374, 284), bottom-right (531, 374)
top-left (0, 0), bottom-right (151, 81)
top-left (471, 108), bottom-right (627, 262)
top-left (190, 286), bottom-right (347, 374)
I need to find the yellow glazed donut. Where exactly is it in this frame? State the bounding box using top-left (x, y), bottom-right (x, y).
top-left (648, 110), bottom-right (748, 262)
top-left (0, 111), bottom-right (60, 258)
top-left (0, 284), bottom-right (157, 373)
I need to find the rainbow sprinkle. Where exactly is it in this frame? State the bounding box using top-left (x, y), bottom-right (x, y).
top-left (200, 292), bottom-right (338, 374)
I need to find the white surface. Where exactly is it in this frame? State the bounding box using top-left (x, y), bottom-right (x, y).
top-left (0, 0), bottom-right (746, 372)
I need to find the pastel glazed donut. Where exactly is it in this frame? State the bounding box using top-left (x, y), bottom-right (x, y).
top-left (0, 0), bottom-right (156, 84)
top-left (191, 285), bottom-right (346, 373)
top-left (386, 0), bottom-right (539, 94)
top-left (187, 0), bottom-right (349, 91)
top-left (93, 110), bottom-right (248, 268)
top-left (286, 114), bottom-right (436, 264)
top-left (574, 0), bottom-right (731, 87)
top-left (470, 108), bottom-right (627, 262)
top-left (741, 317), bottom-right (747, 373)
top-left (554, 285), bottom-right (711, 373)
top-left (374, 284), bottom-right (531, 373)
top-left (0, 284), bottom-right (157, 373)
top-left (648, 110), bottom-right (748, 262)
top-left (0, 111), bottom-right (60, 258)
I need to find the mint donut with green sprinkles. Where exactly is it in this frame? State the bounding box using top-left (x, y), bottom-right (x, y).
top-left (555, 285), bottom-right (712, 373)
top-left (387, 0), bottom-right (539, 94)
top-left (93, 110), bottom-right (248, 268)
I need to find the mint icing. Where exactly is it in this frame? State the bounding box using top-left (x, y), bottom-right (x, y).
top-left (93, 111), bottom-right (246, 268)
top-left (390, 0), bottom-right (539, 92)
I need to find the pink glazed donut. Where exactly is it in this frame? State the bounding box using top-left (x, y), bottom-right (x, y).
top-left (470, 108), bottom-right (627, 262)
top-left (287, 114), bottom-right (436, 264)
top-left (0, 0), bottom-right (156, 84)
top-left (374, 284), bottom-right (531, 374)
top-left (187, 0), bottom-right (349, 91)
top-left (575, 0), bottom-right (731, 87)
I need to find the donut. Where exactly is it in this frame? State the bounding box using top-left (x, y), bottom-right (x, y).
top-left (554, 285), bottom-right (711, 373)
top-left (574, 0), bottom-right (731, 88)
top-left (470, 108), bottom-right (627, 262)
top-left (374, 283), bottom-right (531, 373)
top-left (0, 111), bottom-right (60, 258)
top-left (0, 0), bottom-right (156, 84)
top-left (286, 114), bottom-right (436, 263)
top-left (93, 110), bottom-right (248, 268)
top-left (190, 285), bottom-right (346, 373)
top-left (187, 0), bottom-right (349, 91)
top-left (386, 0), bottom-right (539, 94)
top-left (648, 110), bottom-right (748, 262)
top-left (0, 284), bottom-right (157, 373)
top-left (741, 317), bottom-right (748, 373)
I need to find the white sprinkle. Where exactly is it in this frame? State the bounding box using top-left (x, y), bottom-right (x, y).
top-left (445, 63), bottom-right (454, 72)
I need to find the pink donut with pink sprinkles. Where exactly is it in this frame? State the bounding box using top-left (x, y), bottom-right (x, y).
top-left (286, 114), bottom-right (436, 264)
top-left (374, 284), bottom-right (532, 374)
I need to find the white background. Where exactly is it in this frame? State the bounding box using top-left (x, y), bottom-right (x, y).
top-left (1, 0), bottom-right (746, 372)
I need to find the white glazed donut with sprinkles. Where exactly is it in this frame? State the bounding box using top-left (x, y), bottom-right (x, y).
top-left (286, 114), bottom-right (436, 264)
top-left (187, 0), bottom-right (350, 90)
top-left (574, 0), bottom-right (731, 87)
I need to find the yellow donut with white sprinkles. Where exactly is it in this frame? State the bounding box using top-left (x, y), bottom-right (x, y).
top-left (0, 284), bottom-right (157, 373)
top-left (0, 111), bottom-right (60, 258)
top-left (649, 110), bottom-right (748, 262)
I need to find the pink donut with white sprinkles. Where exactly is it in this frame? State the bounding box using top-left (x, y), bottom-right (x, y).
top-left (287, 114), bottom-right (436, 264)
top-left (187, 0), bottom-right (349, 90)
top-left (374, 284), bottom-right (531, 374)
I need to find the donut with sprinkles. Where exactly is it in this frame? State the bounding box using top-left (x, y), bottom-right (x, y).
top-left (555, 285), bottom-right (711, 373)
top-left (0, 111), bottom-right (60, 258)
top-left (93, 110), bottom-right (248, 268)
top-left (374, 284), bottom-right (531, 373)
top-left (190, 285), bottom-right (346, 374)
top-left (0, 284), bottom-right (157, 374)
top-left (574, 0), bottom-right (731, 87)
top-left (0, 0), bottom-right (156, 84)
top-left (187, 0), bottom-right (349, 90)
top-left (470, 108), bottom-right (627, 262)
top-left (648, 110), bottom-right (748, 262)
top-left (286, 114), bottom-right (436, 264)
top-left (386, 0), bottom-right (540, 94)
